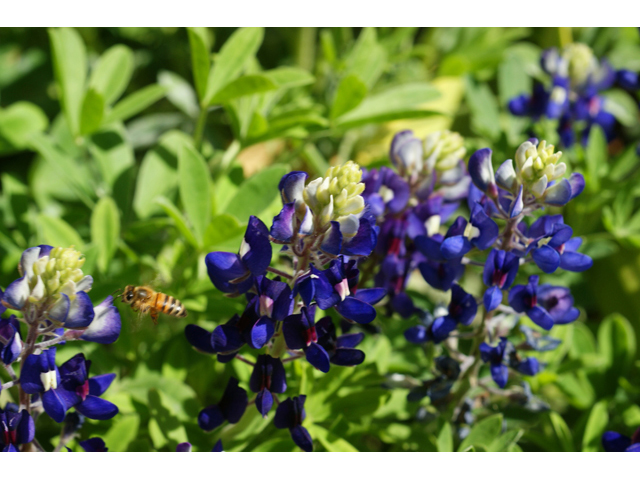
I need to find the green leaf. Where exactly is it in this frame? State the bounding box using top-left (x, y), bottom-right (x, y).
top-left (458, 414), bottom-right (503, 451)
top-left (488, 429), bottom-right (523, 452)
top-left (105, 84), bottom-right (167, 124)
top-left (204, 214), bottom-right (245, 250)
top-left (0, 101), bottom-right (49, 150)
top-left (498, 52), bottom-right (530, 106)
top-left (158, 70), bottom-right (199, 119)
top-left (585, 126), bottom-right (607, 192)
top-left (598, 313), bottom-right (636, 375)
top-left (306, 424), bottom-right (358, 452)
top-left (79, 88), bottom-right (105, 136)
top-left (344, 27), bottom-right (386, 88)
top-left (225, 164), bottom-right (289, 222)
top-left (436, 421), bottom-right (454, 452)
top-left (48, 27), bottom-right (87, 136)
top-left (465, 76), bottom-right (501, 141)
top-left (132, 130), bottom-right (191, 218)
top-left (335, 83), bottom-right (441, 129)
top-left (88, 126), bottom-right (135, 190)
top-left (102, 415), bottom-right (140, 452)
top-left (38, 214), bottom-right (84, 249)
top-left (549, 411), bottom-right (574, 452)
top-left (178, 144), bottom-right (211, 246)
top-left (91, 196), bottom-right (120, 273)
top-left (187, 27), bottom-right (212, 102)
top-left (582, 401), bottom-right (609, 452)
top-left (264, 67), bottom-right (315, 89)
top-left (148, 389), bottom-right (189, 450)
top-left (89, 44), bottom-right (134, 105)
top-left (203, 27), bottom-right (264, 106)
top-left (603, 89), bottom-right (640, 127)
top-left (210, 74), bottom-right (277, 104)
top-left (609, 146), bottom-right (640, 182)
top-left (155, 196), bottom-right (199, 248)
top-left (331, 74), bottom-right (367, 119)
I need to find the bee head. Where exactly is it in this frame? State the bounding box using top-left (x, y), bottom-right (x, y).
top-left (121, 285), bottom-right (135, 304)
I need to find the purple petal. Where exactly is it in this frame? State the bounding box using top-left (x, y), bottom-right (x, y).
top-left (483, 285), bottom-right (503, 312)
top-left (249, 316), bottom-right (275, 349)
top-left (2, 277), bottom-right (30, 310)
top-left (510, 185), bottom-right (524, 218)
top-left (176, 442), bottom-right (192, 452)
top-left (320, 221), bottom-right (342, 256)
top-left (559, 251), bottom-right (593, 272)
top-left (279, 171), bottom-right (307, 204)
top-left (441, 235), bottom-right (472, 260)
top-left (218, 377), bottom-right (248, 424)
top-left (431, 316), bottom-right (457, 342)
top-left (305, 342), bottom-right (331, 373)
top-left (341, 220), bottom-right (376, 257)
top-left (42, 388), bottom-right (68, 423)
top-left (354, 288), bottom-right (386, 305)
top-left (527, 306), bottom-right (554, 331)
top-left (75, 396), bottom-right (118, 421)
top-left (602, 431), bottom-right (631, 452)
top-left (80, 437), bottom-right (108, 452)
top-left (532, 245), bottom-right (561, 274)
top-left (468, 148), bottom-right (496, 194)
top-left (241, 216), bottom-right (272, 276)
top-left (255, 390), bottom-right (273, 417)
top-left (16, 410), bottom-right (35, 444)
top-left (568, 173), bottom-right (585, 200)
top-left (198, 405), bottom-right (224, 431)
top-left (290, 425), bottom-right (313, 452)
top-left (270, 203), bottom-right (295, 243)
top-left (49, 293), bottom-right (71, 323)
top-left (490, 363), bottom-right (509, 388)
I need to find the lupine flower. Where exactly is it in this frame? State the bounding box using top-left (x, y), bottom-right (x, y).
top-left (20, 348), bottom-right (66, 422)
top-left (0, 315), bottom-right (22, 365)
top-left (536, 284), bottom-right (580, 325)
top-left (55, 353), bottom-right (118, 422)
top-left (2, 246), bottom-right (94, 328)
top-left (482, 249), bottom-right (519, 312)
top-left (80, 437), bottom-right (108, 452)
top-left (480, 338), bottom-right (510, 388)
top-left (205, 216), bottom-right (272, 295)
top-left (523, 215), bottom-right (593, 274)
top-left (274, 396), bottom-right (313, 452)
top-left (418, 256), bottom-right (465, 292)
top-left (426, 284), bottom-right (477, 342)
top-left (198, 377), bottom-right (248, 431)
top-left (249, 355), bottom-right (287, 416)
top-left (314, 316), bottom-right (365, 368)
top-left (508, 275), bottom-right (555, 330)
top-left (283, 306), bottom-right (333, 372)
top-left (243, 276), bottom-right (294, 348)
top-left (602, 428), bottom-right (640, 452)
top-left (0, 406), bottom-right (35, 452)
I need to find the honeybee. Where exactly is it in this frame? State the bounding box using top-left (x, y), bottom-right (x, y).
top-left (119, 285), bottom-right (188, 324)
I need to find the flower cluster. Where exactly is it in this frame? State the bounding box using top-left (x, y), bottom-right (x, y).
top-left (1, 245), bottom-right (121, 451)
top-left (377, 132), bottom-right (591, 415)
top-left (186, 162), bottom-right (384, 452)
top-left (360, 130), bottom-right (470, 319)
top-left (602, 427), bottom-right (640, 452)
top-left (508, 42), bottom-right (637, 148)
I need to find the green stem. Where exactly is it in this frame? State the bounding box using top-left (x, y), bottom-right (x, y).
top-left (193, 106), bottom-right (209, 150)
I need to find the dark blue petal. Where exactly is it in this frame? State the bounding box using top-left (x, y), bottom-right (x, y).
top-left (414, 235), bottom-right (445, 261)
top-left (602, 431), bottom-right (631, 452)
top-left (516, 358), bottom-right (540, 376)
top-left (290, 425), bottom-right (313, 452)
top-left (527, 306), bottom-right (554, 331)
top-left (404, 325), bottom-right (428, 344)
top-left (75, 396), bottom-right (118, 421)
top-left (16, 410), bottom-right (35, 444)
top-left (337, 333), bottom-right (364, 349)
top-left (331, 348), bottom-right (365, 367)
top-left (468, 148), bottom-right (496, 194)
top-left (219, 377), bottom-right (248, 424)
top-left (510, 185), bottom-right (524, 218)
top-left (441, 235), bottom-right (471, 260)
top-left (42, 388), bottom-right (67, 423)
top-left (249, 316), bottom-right (275, 349)
top-left (184, 324), bottom-right (216, 354)
top-left (341, 220), bottom-right (376, 257)
top-left (544, 179), bottom-right (572, 206)
top-left (431, 316), bottom-right (457, 342)
top-left (335, 297), bottom-right (377, 324)
top-left (354, 288), bottom-right (386, 305)
top-left (176, 442), bottom-right (192, 452)
top-left (212, 440), bottom-right (223, 452)
top-left (568, 173), bottom-right (585, 200)
top-left (305, 342), bottom-right (331, 373)
top-left (255, 390), bottom-right (273, 417)
top-left (270, 203), bottom-right (295, 243)
top-left (64, 291), bottom-right (95, 329)
top-left (2, 277), bottom-right (30, 311)
top-left (88, 374), bottom-right (116, 397)
top-left (80, 437), bottom-right (108, 452)
top-left (240, 216), bottom-right (272, 276)
top-left (320, 221), bottom-right (342, 256)
top-left (198, 405), bottom-right (224, 431)
top-left (490, 363), bottom-right (509, 388)
top-left (274, 397), bottom-right (296, 429)
top-left (279, 171), bottom-right (308, 204)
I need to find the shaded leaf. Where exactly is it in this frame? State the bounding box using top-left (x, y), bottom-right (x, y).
top-left (91, 196), bottom-right (120, 273)
top-left (89, 44), bottom-right (134, 105)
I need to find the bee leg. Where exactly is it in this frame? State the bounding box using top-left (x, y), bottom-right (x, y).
top-left (150, 310), bottom-right (159, 325)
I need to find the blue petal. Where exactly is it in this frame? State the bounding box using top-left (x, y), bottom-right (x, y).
top-left (205, 251), bottom-right (250, 294)
top-left (305, 342), bottom-right (331, 373)
top-left (80, 296), bottom-right (121, 344)
top-left (255, 390), bottom-right (273, 417)
top-left (335, 297), bottom-right (377, 324)
top-left (184, 324), bottom-right (216, 354)
top-left (341, 220), bottom-right (376, 257)
top-left (48, 293), bottom-right (70, 323)
top-left (431, 316), bottom-right (457, 342)
top-left (559, 251), bottom-right (593, 272)
top-left (274, 397), bottom-right (296, 430)
top-left (80, 437), bottom-right (108, 452)
top-left (279, 171), bottom-right (307, 204)
top-left (568, 173), bottom-right (585, 200)
top-left (249, 316), bottom-right (275, 349)
top-left (510, 185), bottom-right (524, 218)
top-left (441, 235), bottom-right (471, 260)
top-left (527, 306), bottom-right (554, 330)
top-left (64, 292), bottom-right (95, 329)
top-left (602, 431), bottom-right (631, 452)
top-left (337, 333), bottom-right (365, 349)
top-left (75, 396), bottom-right (118, 420)
top-left (532, 245), bottom-right (561, 273)
top-left (16, 410), bottom-right (35, 444)
top-left (468, 148), bottom-right (495, 194)
top-left (88, 374), bottom-right (116, 397)
top-left (483, 285), bottom-right (503, 312)
top-left (241, 216), bottom-right (273, 276)
top-left (516, 358), bottom-right (540, 376)
top-left (290, 425), bottom-right (313, 452)
top-left (544, 179), bottom-right (572, 206)
top-left (354, 288), bottom-right (386, 305)
top-left (404, 326), bottom-right (428, 344)
top-left (331, 348), bottom-right (365, 367)
top-left (490, 363), bottom-right (509, 388)
top-left (218, 377), bottom-right (248, 424)
top-left (212, 440), bottom-right (223, 452)
top-left (176, 442), bottom-right (192, 452)
top-left (320, 221), bottom-right (342, 256)
top-left (42, 388), bottom-right (67, 423)
top-left (198, 405), bottom-right (225, 431)
top-left (414, 235), bottom-right (445, 261)
top-left (270, 203), bottom-right (295, 243)
top-left (2, 276), bottom-right (30, 310)
top-left (20, 353), bottom-right (46, 393)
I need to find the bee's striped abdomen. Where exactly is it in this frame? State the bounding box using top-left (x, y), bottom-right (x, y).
top-left (155, 293), bottom-right (187, 318)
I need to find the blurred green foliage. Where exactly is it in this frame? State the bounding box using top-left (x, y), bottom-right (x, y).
top-left (0, 27), bottom-right (639, 452)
